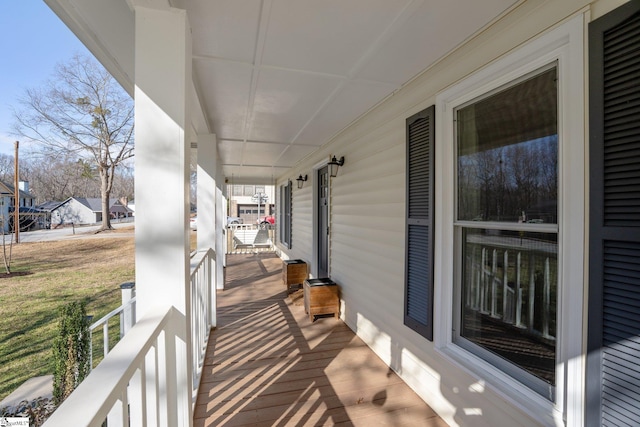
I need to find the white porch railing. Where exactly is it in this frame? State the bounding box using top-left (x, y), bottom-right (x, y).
top-left (190, 248), bottom-right (216, 394)
top-left (226, 223), bottom-right (275, 254)
top-left (465, 238), bottom-right (557, 341)
top-left (43, 248), bottom-right (216, 426)
top-left (89, 288), bottom-right (136, 369)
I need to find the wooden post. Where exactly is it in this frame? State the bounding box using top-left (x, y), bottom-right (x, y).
top-left (14, 141), bottom-right (19, 243)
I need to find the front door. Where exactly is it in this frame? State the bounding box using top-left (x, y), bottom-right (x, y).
top-left (317, 166), bottom-right (329, 278)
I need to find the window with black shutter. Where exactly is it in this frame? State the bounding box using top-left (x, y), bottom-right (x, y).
top-left (587, 2), bottom-right (640, 425)
top-left (405, 105), bottom-right (435, 341)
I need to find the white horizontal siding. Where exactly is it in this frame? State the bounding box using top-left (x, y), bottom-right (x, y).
top-left (277, 178), bottom-right (314, 264)
top-left (275, 1), bottom-right (614, 425)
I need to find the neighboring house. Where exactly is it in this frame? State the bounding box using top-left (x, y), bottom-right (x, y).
top-left (50, 197), bottom-right (133, 226)
top-left (35, 200), bottom-right (66, 230)
top-left (226, 184), bottom-right (275, 224)
top-left (44, 1), bottom-right (640, 426)
top-left (0, 181), bottom-right (37, 233)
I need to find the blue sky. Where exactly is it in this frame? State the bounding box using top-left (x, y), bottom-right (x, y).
top-left (0, 1), bottom-right (89, 155)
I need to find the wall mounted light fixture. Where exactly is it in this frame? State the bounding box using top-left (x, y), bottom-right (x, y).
top-left (296, 174), bottom-right (308, 189)
top-left (328, 155), bottom-right (345, 177)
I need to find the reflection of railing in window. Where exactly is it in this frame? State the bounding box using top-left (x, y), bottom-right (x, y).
top-left (464, 235), bottom-right (557, 341)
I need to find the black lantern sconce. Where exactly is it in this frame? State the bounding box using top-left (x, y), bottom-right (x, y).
top-left (296, 174), bottom-right (308, 189)
top-left (328, 155), bottom-right (345, 178)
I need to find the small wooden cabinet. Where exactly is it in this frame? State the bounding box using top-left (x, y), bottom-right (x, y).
top-left (304, 278), bottom-right (339, 321)
top-left (282, 259), bottom-right (308, 294)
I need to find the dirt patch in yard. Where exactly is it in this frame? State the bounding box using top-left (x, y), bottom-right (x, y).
top-left (0, 271), bottom-right (33, 279)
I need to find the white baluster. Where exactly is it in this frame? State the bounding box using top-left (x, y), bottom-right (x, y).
top-left (103, 323), bottom-right (110, 356)
top-left (129, 362), bottom-right (147, 426)
top-left (528, 253), bottom-right (536, 332)
top-left (543, 257), bottom-right (551, 338)
top-left (516, 252), bottom-right (523, 327)
top-left (491, 249), bottom-right (498, 317)
top-left (106, 390), bottom-right (128, 427)
top-left (467, 245), bottom-right (474, 308)
top-left (480, 248), bottom-right (487, 313)
top-left (502, 250), bottom-right (509, 321)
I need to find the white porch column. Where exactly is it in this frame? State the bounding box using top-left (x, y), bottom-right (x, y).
top-left (134, 6), bottom-right (193, 427)
top-left (216, 186), bottom-right (225, 289)
top-left (196, 133), bottom-right (219, 324)
top-left (196, 134), bottom-right (217, 253)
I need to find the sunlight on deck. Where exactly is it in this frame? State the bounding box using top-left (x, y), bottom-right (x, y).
top-left (194, 254), bottom-right (446, 427)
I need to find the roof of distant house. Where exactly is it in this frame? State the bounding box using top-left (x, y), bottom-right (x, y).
top-left (0, 181), bottom-right (34, 199)
top-left (36, 201), bottom-right (65, 212)
top-left (69, 197), bottom-right (132, 213)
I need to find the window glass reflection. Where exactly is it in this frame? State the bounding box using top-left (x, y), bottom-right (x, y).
top-left (457, 67), bottom-right (558, 224)
top-left (460, 228), bottom-right (557, 388)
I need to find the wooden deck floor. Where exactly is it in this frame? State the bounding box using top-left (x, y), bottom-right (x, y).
top-left (194, 254), bottom-right (447, 427)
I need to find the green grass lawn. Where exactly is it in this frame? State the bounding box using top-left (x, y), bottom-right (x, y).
top-left (0, 232), bottom-right (135, 401)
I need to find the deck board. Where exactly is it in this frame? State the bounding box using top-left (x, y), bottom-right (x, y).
top-left (194, 254), bottom-right (446, 427)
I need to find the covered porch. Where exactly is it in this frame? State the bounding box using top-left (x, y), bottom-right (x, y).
top-left (37, 0), bottom-right (629, 425)
top-left (194, 254), bottom-right (445, 426)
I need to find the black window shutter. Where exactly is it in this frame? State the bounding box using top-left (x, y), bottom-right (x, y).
top-left (405, 105), bottom-right (435, 341)
top-left (280, 181), bottom-right (292, 248)
top-left (285, 180), bottom-right (292, 247)
top-left (587, 2), bottom-right (640, 426)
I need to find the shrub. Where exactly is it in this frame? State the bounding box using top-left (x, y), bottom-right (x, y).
top-left (52, 301), bottom-right (90, 405)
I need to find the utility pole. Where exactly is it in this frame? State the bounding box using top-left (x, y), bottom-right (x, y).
top-left (14, 141), bottom-right (19, 243)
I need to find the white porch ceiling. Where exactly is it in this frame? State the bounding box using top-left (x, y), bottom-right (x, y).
top-left (46, 0), bottom-right (520, 184)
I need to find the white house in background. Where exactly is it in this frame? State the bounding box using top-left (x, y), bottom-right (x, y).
top-left (36, 200), bottom-right (65, 230)
top-left (50, 197), bottom-right (132, 226)
top-left (226, 184), bottom-right (275, 223)
top-left (0, 181), bottom-right (36, 233)
top-left (42, 1), bottom-right (640, 426)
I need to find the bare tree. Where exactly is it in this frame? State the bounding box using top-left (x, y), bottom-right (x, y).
top-left (13, 54), bottom-right (134, 231)
top-left (112, 164), bottom-right (134, 204)
top-left (20, 155), bottom-right (100, 203)
top-left (0, 154), bottom-right (15, 183)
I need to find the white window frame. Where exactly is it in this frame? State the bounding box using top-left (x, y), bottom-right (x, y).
top-left (454, 63), bottom-right (560, 400)
top-left (434, 15), bottom-right (585, 426)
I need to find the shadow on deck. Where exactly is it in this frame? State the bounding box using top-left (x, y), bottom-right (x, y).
top-left (194, 253), bottom-right (446, 426)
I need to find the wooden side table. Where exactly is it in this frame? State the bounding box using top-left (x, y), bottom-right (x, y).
top-left (282, 259), bottom-right (308, 294)
top-left (303, 278), bottom-right (339, 321)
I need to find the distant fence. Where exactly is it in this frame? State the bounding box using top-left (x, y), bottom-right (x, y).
top-left (226, 223), bottom-right (275, 254)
